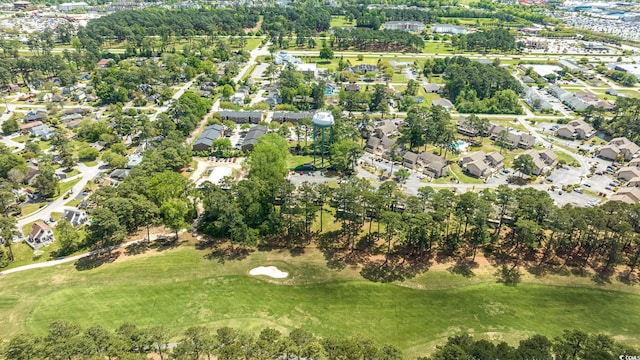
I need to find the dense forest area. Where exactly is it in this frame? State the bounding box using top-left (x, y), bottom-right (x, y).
top-left (261, 6), bottom-right (332, 36)
top-left (332, 28), bottom-right (424, 51)
top-left (424, 56), bottom-right (522, 114)
top-left (79, 8), bottom-right (260, 43)
top-left (2, 321), bottom-right (635, 360)
top-left (451, 28), bottom-right (518, 52)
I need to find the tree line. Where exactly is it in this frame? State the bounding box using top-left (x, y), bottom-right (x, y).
top-left (339, 4), bottom-right (557, 30)
top-left (582, 97), bottom-right (640, 145)
top-left (424, 56), bottom-right (523, 114)
top-left (331, 28), bottom-right (424, 52)
top-left (79, 8), bottom-right (260, 44)
top-left (3, 320), bottom-right (635, 359)
top-left (451, 28), bottom-right (518, 52)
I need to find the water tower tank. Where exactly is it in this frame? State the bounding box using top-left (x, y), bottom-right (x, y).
top-left (312, 111), bottom-right (334, 128)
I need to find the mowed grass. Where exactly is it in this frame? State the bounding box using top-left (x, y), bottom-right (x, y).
top-left (1, 244), bottom-right (640, 358)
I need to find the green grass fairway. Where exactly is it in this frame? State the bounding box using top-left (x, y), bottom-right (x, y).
top-left (1, 244), bottom-right (640, 357)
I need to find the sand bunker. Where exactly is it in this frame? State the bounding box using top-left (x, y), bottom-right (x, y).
top-left (249, 266), bottom-right (289, 279)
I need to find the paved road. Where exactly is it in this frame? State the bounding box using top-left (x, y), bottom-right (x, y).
top-left (17, 162), bottom-right (103, 228)
top-left (0, 237), bottom-right (150, 276)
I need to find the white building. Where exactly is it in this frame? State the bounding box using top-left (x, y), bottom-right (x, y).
top-left (384, 21), bottom-right (424, 32)
top-left (57, 2), bottom-right (88, 11)
top-left (432, 24), bottom-right (467, 34)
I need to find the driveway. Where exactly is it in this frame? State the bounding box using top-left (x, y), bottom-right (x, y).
top-left (17, 162), bottom-right (103, 229)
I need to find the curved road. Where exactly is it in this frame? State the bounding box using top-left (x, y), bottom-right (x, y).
top-left (17, 161), bottom-right (103, 228)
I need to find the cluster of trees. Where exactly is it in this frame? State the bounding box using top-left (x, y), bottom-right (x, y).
top-left (400, 105), bottom-right (454, 153)
top-left (276, 65), bottom-right (326, 110)
top-left (5, 320), bottom-right (632, 360)
top-left (582, 97), bottom-right (640, 144)
top-left (202, 139), bottom-right (640, 277)
top-left (167, 91), bottom-right (213, 136)
top-left (425, 331), bottom-right (636, 360)
top-left (262, 6), bottom-right (332, 36)
top-left (0, 54), bottom-right (79, 89)
top-left (198, 133), bottom-right (290, 246)
top-left (80, 8), bottom-right (259, 43)
top-left (425, 56), bottom-right (522, 114)
top-left (0, 321), bottom-right (400, 360)
top-left (331, 28), bottom-right (424, 52)
top-left (339, 84), bottom-right (391, 116)
top-left (606, 70), bottom-right (638, 87)
top-left (91, 53), bottom-right (212, 105)
top-left (451, 28), bottom-right (517, 52)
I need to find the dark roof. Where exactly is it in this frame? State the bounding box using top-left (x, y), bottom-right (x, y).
top-left (194, 124), bottom-right (224, 147)
top-left (273, 111), bottom-right (314, 121)
top-left (242, 125), bottom-right (268, 149)
top-left (218, 111), bottom-right (263, 118)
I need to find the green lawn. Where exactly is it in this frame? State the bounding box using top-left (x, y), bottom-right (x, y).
top-left (55, 178), bottom-right (82, 200)
top-left (423, 42), bottom-right (454, 54)
top-left (11, 135), bottom-right (30, 143)
top-left (330, 16), bottom-right (354, 28)
top-left (19, 202), bottom-right (45, 217)
top-left (80, 160), bottom-right (98, 167)
top-left (1, 245), bottom-right (639, 358)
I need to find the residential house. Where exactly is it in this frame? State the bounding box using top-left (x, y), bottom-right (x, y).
top-left (489, 125), bottom-right (535, 149)
top-left (610, 187), bottom-right (640, 204)
top-left (344, 84), bottom-right (361, 92)
top-left (598, 137), bottom-right (640, 161)
top-left (626, 177), bottom-right (640, 188)
top-left (97, 59), bottom-right (114, 68)
top-left (518, 133), bottom-right (536, 149)
top-left (365, 136), bottom-right (395, 156)
top-left (51, 94), bottom-right (65, 102)
top-left (522, 149), bottom-right (558, 175)
top-left (27, 221), bottom-right (53, 248)
top-left (629, 158), bottom-right (640, 168)
top-left (384, 21), bottom-right (424, 32)
top-left (192, 124), bottom-right (225, 152)
top-left (218, 111), bottom-right (263, 124)
top-left (29, 124), bottom-right (54, 140)
top-left (548, 84), bottom-right (570, 100)
top-left (374, 120), bottom-right (398, 138)
top-left (432, 98), bottom-right (454, 111)
top-left (126, 154), bottom-right (143, 169)
top-left (109, 169), bottom-right (130, 180)
top-left (349, 64), bottom-right (377, 74)
top-left (60, 113), bottom-right (83, 123)
top-left (73, 92), bottom-right (86, 102)
top-left (555, 119), bottom-right (594, 140)
top-left (23, 165), bottom-right (39, 185)
top-left (18, 93), bottom-right (36, 101)
top-left (403, 151), bottom-right (448, 178)
top-left (24, 109), bottom-right (48, 122)
top-left (65, 119), bottom-right (83, 130)
top-left (62, 208), bottom-right (88, 227)
top-left (230, 93), bottom-right (246, 106)
top-left (241, 125), bottom-right (268, 152)
top-left (423, 83), bottom-right (442, 93)
top-left (460, 151), bottom-right (504, 177)
top-left (523, 85), bottom-right (552, 111)
top-left (616, 166), bottom-right (640, 181)
top-left (563, 95), bottom-right (588, 112)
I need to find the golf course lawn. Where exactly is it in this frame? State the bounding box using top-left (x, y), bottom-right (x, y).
top-left (1, 243), bottom-right (640, 358)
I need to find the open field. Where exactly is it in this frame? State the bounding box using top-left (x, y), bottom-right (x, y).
top-left (1, 241), bottom-right (640, 358)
